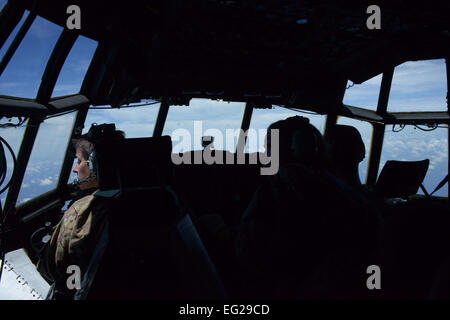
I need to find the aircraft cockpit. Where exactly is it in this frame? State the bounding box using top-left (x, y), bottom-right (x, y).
top-left (0, 0), bottom-right (449, 300)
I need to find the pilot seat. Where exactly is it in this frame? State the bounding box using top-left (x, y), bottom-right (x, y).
top-left (74, 134), bottom-right (226, 299)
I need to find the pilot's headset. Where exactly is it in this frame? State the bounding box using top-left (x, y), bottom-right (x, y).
top-left (86, 149), bottom-right (97, 179)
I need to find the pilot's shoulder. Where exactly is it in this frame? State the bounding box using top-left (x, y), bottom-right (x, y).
top-left (69, 194), bottom-right (96, 215)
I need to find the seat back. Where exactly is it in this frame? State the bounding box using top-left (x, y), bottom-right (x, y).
top-left (95, 135), bottom-right (173, 190)
top-left (171, 150), bottom-right (262, 224)
top-left (375, 159), bottom-right (429, 198)
top-left (82, 136), bottom-right (226, 299)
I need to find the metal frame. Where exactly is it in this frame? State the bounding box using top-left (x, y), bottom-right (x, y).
top-left (366, 67), bottom-right (394, 187)
top-left (3, 117), bottom-right (43, 215)
top-left (0, 2), bottom-right (25, 51)
top-left (36, 29), bottom-right (78, 105)
top-left (80, 42), bottom-right (118, 103)
top-left (446, 57), bottom-right (449, 198)
top-left (153, 98), bottom-right (169, 137)
top-left (0, 8), bottom-right (36, 77)
top-left (339, 104), bottom-right (449, 125)
top-left (236, 102), bottom-right (254, 154)
top-left (324, 78), bottom-right (347, 139)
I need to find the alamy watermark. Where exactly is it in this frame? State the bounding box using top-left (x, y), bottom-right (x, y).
top-left (366, 5), bottom-right (381, 30)
top-left (170, 121), bottom-right (279, 175)
top-left (366, 264), bottom-right (381, 290)
top-left (66, 5), bottom-right (380, 31)
top-left (66, 264), bottom-right (81, 290)
top-left (66, 5), bottom-right (81, 30)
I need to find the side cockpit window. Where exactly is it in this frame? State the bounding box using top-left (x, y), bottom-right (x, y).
top-left (388, 59), bottom-right (447, 112)
top-left (0, 8), bottom-right (30, 62)
top-left (343, 74), bottom-right (382, 112)
top-left (17, 113), bottom-right (76, 205)
top-left (0, 0), bottom-right (7, 11)
top-left (51, 35), bottom-right (98, 98)
top-left (0, 15), bottom-right (62, 98)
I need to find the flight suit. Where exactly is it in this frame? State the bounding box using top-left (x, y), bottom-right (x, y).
top-left (37, 193), bottom-right (108, 299)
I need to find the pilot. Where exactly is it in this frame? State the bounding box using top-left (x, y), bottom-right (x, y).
top-left (233, 116), bottom-right (332, 297)
top-left (200, 116), bottom-right (375, 299)
top-left (199, 116), bottom-right (333, 298)
top-left (37, 125), bottom-right (124, 299)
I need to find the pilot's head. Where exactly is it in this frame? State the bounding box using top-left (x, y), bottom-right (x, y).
top-left (266, 115), bottom-right (324, 166)
top-left (72, 124), bottom-right (126, 190)
top-left (72, 138), bottom-right (98, 190)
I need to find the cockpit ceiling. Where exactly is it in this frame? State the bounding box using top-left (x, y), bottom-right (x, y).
top-left (6, 0), bottom-right (450, 112)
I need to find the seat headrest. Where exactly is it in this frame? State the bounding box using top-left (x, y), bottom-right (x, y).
top-left (94, 135), bottom-right (173, 191)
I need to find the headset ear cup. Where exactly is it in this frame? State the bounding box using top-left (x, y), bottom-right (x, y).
top-left (88, 151), bottom-right (97, 177)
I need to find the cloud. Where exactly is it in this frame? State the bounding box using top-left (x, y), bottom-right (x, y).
top-left (52, 83), bottom-right (82, 96)
top-left (388, 95), bottom-right (446, 112)
top-left (68, 59), bottom-right (92, 73)
top-left (20, 198), bottom-right (31, 204)
top-left (389, 60), bottom-right (446, 94)
top-left (25, 166), bottom-right (39, 174)
top-left (39, 178), bottom-right (53, 186)
top-left (381, 125), bottom-right (448, 196)
top-left (0, 81), bottom-right (22, 88)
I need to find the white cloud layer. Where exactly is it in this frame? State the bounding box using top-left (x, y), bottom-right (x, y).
top-left (39, 178), bottom-right (53, 186)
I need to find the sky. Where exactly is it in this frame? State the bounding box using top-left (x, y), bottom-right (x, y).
top-left (0, 3), bottom-right (448, 206)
